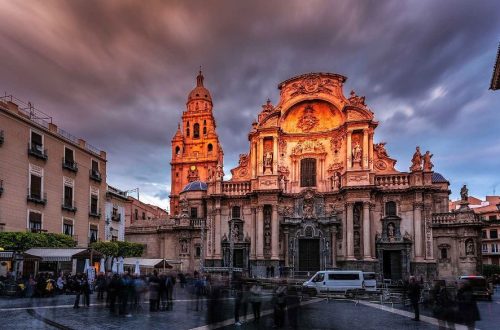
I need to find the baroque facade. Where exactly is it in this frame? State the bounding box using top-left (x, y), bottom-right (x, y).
top-left (159, 72), bottom-right (483, 280)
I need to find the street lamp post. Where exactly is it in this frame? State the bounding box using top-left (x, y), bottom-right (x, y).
top-left (126, 187), bottom-right (140, 200)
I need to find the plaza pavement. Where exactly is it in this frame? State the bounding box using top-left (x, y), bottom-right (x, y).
top-left (1, 285), bottom-right (499, 329)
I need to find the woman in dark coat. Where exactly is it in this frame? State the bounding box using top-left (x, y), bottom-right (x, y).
top-left (456, 281), bottom-right (480, 330)
top-left (432, 281), bottom-right (455, 330)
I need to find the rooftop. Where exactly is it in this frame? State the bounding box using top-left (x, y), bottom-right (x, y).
top-left (0, 94), bottom-right (105, 157)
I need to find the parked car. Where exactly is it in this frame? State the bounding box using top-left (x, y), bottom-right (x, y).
top-left (362, 272), bottom-right (377, 292)
top-left (303, 270), bottom-right (365, 294)
top-left (459, 275), bottom-right (492, 301)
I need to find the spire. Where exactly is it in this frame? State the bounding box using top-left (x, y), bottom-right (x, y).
top-left (196, 67), bottom-right (204, 87)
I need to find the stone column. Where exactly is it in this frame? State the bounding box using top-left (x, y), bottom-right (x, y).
top-left (258, 137), bottom-right (264, 175)
top-left (363, 129), bottom-right (369, 169)
top-left (284, 230), bottom-right (289, 267)
top-left (271, 205), bottom-right (279, 260)
top-left (414, 202), bottom-right (424, 261)
top-left (273, 136), bottom-right (278, 174)
top-left (368, 132), bottom-right (374, 171)
top-left (362, 202), bottom-right (372, 260)
top-left (331, 228), bottom-right (337, 268)
top-left (214, 208), bottom-right (222, 258)
top-left (346, 131), bottom-right (352, 169)
top-left (251, 208), bottom-right (257, 259)
top-left (256, 206), bottom-right (264, 258)
top-left (346, 202), bottom-right (355, 260)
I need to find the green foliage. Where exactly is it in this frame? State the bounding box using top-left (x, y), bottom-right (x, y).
top-left (90, 241), bottom-right (144, 258)
top-left (0, 232), bottom-right (76, 251)
top-left (482, 264), bottom-right (500, 278)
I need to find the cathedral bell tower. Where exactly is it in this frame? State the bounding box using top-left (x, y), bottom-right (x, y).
top-left (169, 71), bottom-right (223, 215)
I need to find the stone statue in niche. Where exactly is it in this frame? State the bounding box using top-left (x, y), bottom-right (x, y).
top-left (279, 175), bottom-right (286, 190)
top-left (387, 222), bottom-right (395, 241)
top-left (410, 146), bottom-right (423, 172)
top-left (180, 195), bottom-right (189, 217)
top-left (264, 151), bottom-right (273, 174)
top-left (403, 231), bottom-right (412, 241)
top-left (354, 231), bottom-right (360, 248)
top-left (423, 151), bottom-right (433, 171)
top-left (353, 206), bottom-right (361, 226)
top-left (180, 240), bottom-right (188, 254)
top-left (466, 239), bottom-right (475, 256)
top-left (264, 231), bottom-right (271, 247)
top-left (216, 162), bottom-right (224, 180)
top-left (352, 141), bottom-right (362, 164)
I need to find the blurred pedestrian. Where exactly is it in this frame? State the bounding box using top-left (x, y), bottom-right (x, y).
top-left (249, 281), bottom-right (262, 321)
top-left (149, 271), bottom-right (160, 312)
top-left (272, 281), bottom-right (287, 328)
top-left (233, 275), bottom-right (243, 326)
top-left (457, 281), bottom-right (480, 330)
top-left (432, 281), bottom-right (455, 330)
top-left (73, 275), bottom-right (82, 309)
top-left (408, 276), bottom-right (421, 321)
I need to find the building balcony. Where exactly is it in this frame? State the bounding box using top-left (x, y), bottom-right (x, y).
top-left (111, 213), bottom-right (121, 222)
top-left (27, 189), bottom-right (47, 205)
top-left (89, 169), bottom-right (102, 182)
top-left (0, 130), bottom-right (4, 145)
top-left (62, 158), bottom-right (78, 172)
top-left (222, 181), bottom-right (251, 196)
top-left (27, 227), bottom-right (47, 234)
top-left (61, 199), bottom-right (77, 213)
top-left (375, 174), bottom-right (410, 189)
top-left (89, 207), bottom-right (102, 219)
top-left (27, 143), bottom-right (48, 160)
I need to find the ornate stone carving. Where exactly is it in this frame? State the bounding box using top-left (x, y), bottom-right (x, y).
top-left (278, 205), bottom-right (294, 217)
top-left (230, 154), bottom-right (250, 181)
top-left (374, 142), bottom-right (389, 158)
top-left (348, 174), bottom-right (368, 182)
top-left (460, 185), bottom-right (469, 202)
top-left (465, 238), bottom-right (475, 256)
top-left (289, 74), bottom-right (337, 97)
top-left (410, 146), bottom-right (423, 172)
top-left (297, 105), bottom-right (319, 132)
top-left (327, 162), bottom-right (344, 175)
top-left (348, 90), bottom-right (367, 107)
top-left (403, 231), bottom-right (412, 241)
top-left (422, 151), bottom-right (433, 171)
top-left (291, 140), bottom-right (326, 156)
top-left (374, 160), bottom-right (388, 171)
top-left (278, 138), bottom-right (287, 156)
top-left (264, 206), bottom-right (272, 255)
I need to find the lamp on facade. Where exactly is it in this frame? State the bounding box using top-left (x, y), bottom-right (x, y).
top-left (125, 187), bottom-right (140, 200)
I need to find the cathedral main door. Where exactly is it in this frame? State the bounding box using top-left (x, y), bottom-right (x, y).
top-left (298, 239), bottom-right (320, 272)
top-left (383, 250), bottom-right (402, 280)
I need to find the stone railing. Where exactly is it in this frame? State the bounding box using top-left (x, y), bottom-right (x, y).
top-left (222, 181), bottom-right (251, 196)
top-left (375, 174), bottom-right (410, 189)
top-left (190, 218), bottom-right (206, 228)
top-left (431, 213), bottom-right (457, 225)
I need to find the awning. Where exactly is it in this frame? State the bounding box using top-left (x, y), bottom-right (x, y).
top-left (25, 248), bottom-right (87, 262)
top-left (0, 251), bottom-right (42, 261)
top-left (123, 258), bottom-right (173, 269)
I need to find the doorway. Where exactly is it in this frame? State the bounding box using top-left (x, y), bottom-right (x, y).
top-left (298, 239), bottom-right (320, 272)
top-left (383, 250), bottom-right (402, 280)
top-left (233, 249), bottom-right (244, 268)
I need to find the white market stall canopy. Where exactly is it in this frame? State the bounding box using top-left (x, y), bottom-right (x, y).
top-left (26, 248), bottom-right (87, 262)
top-left (123, 258), bottom-right (174, 269)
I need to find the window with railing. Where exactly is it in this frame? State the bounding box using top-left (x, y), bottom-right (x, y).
top-left (300, 158), bottom-right (316, 187)
top-left (29, 211), bottom-right (42, 232)
top-left (492, 244), bottom-right (499, 253)
top-left (28, 131), bottom-right (47, 159)
top-left (63, 147), bottom-right (77, 172)
top-left (28, 174), bottom-right (45, 204)
top-left (89, 226), bottom-right (98, 243)
top-left (482, 243), bottom-right (488, 253)
top-left (63, 185), bottom-right (74, 209)
top-left (482, 230), bottom-right (488, 239)
top-left (63, 221), bottom-right (73, 236)
top-left (190, 207), bottom-right (198, 218)
top-left (90, 160), bottom-right (101, 181)
top-left (90, 194), bottom-right (99, 216)
top-left (490, 229), bottom-right (498, 239)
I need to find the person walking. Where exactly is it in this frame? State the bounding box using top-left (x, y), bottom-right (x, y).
top-left (457, 281), bottom-right (480, 330)
top-left (249, 282), bottom-right (262, 321)
top-left (81, 275), bottom-right (91, 307)
top-left (273, 281), bottom-right (287, 328)
top-left (233, 275), bottom-right (244, 326)
top-left (432, 281), bottom-right (455, 330)
top-left (408, 276), bottom-right (421, 321)
top-left (73, 275), bottom-right (82, 309)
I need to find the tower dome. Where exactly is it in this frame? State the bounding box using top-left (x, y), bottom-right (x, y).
top-left (187, 70), bottom-right (212, 104)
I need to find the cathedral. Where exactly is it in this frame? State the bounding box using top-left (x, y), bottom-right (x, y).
top-left (159, 71), bottom-right (484, 281)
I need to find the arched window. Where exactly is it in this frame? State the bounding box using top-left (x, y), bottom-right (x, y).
top-left (186, 121), bottom-right (190, 137)
top-left (175, 146), bottom-right (181, 155)
top-left (232, 206), bottom-right (241, 219)
top-left (203, 126), bottom-right (207, 135)
top-left (300, 158), bottom-right (316, 187)
top-left (385, 201), bottom-right (397, 216)
top-left (193, 123), bottom-right (200, 139)
top-left (208, 143), bottom-right (213, 153)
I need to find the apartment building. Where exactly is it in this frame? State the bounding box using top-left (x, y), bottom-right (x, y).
top-left (477, 196), bottom-right (500, 265)
top-left (0, 95), bottom-right (107, 246)
top-left (126, 196), bottom-right (168, 227)
top-left (105, 185), bottom-right (129, 241)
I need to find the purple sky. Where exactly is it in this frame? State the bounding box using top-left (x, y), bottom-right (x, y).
top-left (1, 0), bottom-right (499, 210)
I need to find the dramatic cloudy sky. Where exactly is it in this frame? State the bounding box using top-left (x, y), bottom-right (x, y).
top-left (1, 0), bottom-right (499, 209)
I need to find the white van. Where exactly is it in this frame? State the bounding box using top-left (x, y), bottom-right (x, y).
top-left (362, 272), bottom-right (377, 292)
top-left (303, 270), bottom-right (365, 294)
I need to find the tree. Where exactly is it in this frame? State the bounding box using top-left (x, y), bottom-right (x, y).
top-left (0, 232), bottom-right (76, 251)
top-left (90, 241), bottom-right (144, 258)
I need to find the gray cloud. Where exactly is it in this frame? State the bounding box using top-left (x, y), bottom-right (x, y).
top-left (1, 0), bottom-right (499, 206)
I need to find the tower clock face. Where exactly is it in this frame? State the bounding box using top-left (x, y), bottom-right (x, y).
top-left (190, 165), bottom-right (197, 171)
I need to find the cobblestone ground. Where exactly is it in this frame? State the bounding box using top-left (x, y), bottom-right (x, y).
top-left (1, 285), bottom-right (499, 329)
